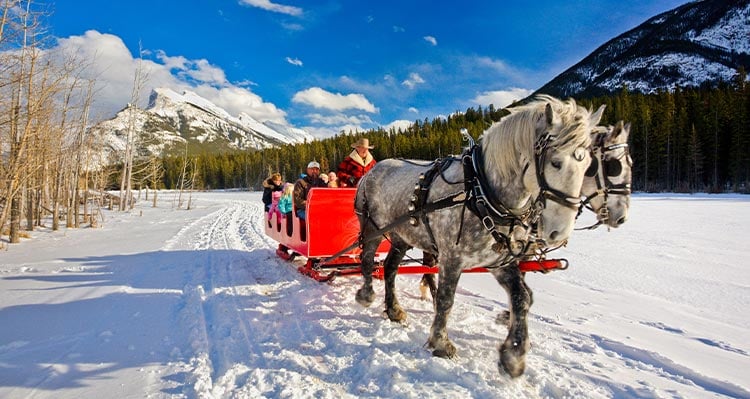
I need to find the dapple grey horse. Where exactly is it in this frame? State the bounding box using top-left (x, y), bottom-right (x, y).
top-left (354, 95), bottom-right (604, 377)
top-left (420, 120), bottom-right (634, 375)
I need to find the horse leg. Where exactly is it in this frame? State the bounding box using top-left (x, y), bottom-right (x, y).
top-left (426, 261), bottom-right (462, 358)
top-left (495, 273), bottom-right (533, 326)
top-left (493, 264), bottom-right (532, 378)
top-left (419, 252), bottom-right (438, 303)
top-left (355, 238), bottom-right (381, 307)
top-left (382, 236), bottom-right (409, 322)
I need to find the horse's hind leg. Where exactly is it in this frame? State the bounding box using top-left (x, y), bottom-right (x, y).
top-left (382, 236), bottom-right (410, 322)
top-left (427, 261), bottom-right (462, 358)
top-left (356, 238), bottom-right (381, 307)
top-left (493, 264), bottom-right (532, 378)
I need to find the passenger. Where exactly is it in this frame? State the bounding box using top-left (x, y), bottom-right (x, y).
top-left (326, 172), bottom-right (339, 187)
top-left (293, 161), bottom-right (327, 220)
top-left (337, 137), bottom-right (376, 187)
top-left (262, 172), bottom-right (283, 212)
top-left (278, 183), bottom-right (294, 236)
top-left (278, 183), bottom-right (294, 216)
top-left (268, 189), bottom-right (282, 223)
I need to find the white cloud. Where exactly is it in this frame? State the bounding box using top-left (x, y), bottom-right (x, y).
top-left (306, 113), bottom-right (373, 126)
top-left (238, 0), bottom-right (302, 16)
top-left (50, 30), bottom-right (288, 124)
top-left (382, 120), bottom-right (413, 132)
top-left (281, 22), bottom-right (304, 31)
top-left (408, 107), bottom-right (418, 113)
top-left (471, 88), bottom-right (533, 109)
top-left (423, 36), bottom-right (437, 46)
top-left (468, 55), bottom-right (529, 85)
top-left (402, 72), bottom-right (425, 89)
top-left (302, 124), bottom-right (367, 139)
top-left (292, 87), bottom-right (377, 112)
top-left (393, 26), bottom-right (405, 33)
top-left (194, 85), bottom-right (288, 124)
top-left (285, 57), bottom-right (303, 66)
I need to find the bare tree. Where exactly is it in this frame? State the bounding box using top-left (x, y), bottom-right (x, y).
top-left (119, 43), bottom-right (149, 211)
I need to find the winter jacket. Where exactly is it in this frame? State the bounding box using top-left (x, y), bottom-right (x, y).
top-left (293, 175), bottom-right (327, 210)
top-left (278, 195), bottom-right (293, 214)
top-left (268, 191), bottom-right (282, 220)
top-left (336, 150), bottom-right (376, 187)
top-left (262, 178), bottom-right (283, 211)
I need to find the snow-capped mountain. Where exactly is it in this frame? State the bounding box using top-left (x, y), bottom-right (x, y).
top-left (90, 88), bottom-right (314, 159)
top-left (536, 0), bottom-right (750, 98)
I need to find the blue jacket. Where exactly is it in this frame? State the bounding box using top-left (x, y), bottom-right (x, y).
top-left (278, 195), bottom-right (293, 214)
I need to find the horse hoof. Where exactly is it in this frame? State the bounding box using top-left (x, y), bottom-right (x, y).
top-left (355, 287), bottom-right (375, 307)
top-left (430, 341), bottom-right (456, 358)
top-left (500, 346), bottom-right (526, 378)
top-left (384, 307), bottom-right (407, 323)
top-left (432, 347), bottom-right (456, 359)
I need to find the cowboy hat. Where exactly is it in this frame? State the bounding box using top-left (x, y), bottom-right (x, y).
top-left (351, 137), bottom-right (374, 149)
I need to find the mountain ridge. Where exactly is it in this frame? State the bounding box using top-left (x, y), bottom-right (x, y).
top-left (535, 0), bottom-right (750, 98)
top-left (90, 87), bottom-right (314, 161)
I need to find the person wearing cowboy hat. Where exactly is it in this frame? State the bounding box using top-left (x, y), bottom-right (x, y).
top-left (336, 137), bottom-right (376, 187)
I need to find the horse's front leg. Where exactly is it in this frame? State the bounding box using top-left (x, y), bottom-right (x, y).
top-left (356, 238), bottom-right (381, 307)
top-left (382, 237), bottom-right (409, 322)
top-left (419, 252), bottom-right (438, 304)
top-left (427, 261), bottom-right (462, 358)
top-left (494, 264), bottom-right (532, 378)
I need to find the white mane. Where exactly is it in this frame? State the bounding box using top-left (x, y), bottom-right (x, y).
top-left (481, 95), bottom-right (595, 182)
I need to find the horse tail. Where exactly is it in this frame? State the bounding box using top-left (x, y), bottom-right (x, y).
top-left (354, 171), bottom-right (369, 218)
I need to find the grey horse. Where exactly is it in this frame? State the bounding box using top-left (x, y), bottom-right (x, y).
top-left (353, 95), bottom-right (604, 377)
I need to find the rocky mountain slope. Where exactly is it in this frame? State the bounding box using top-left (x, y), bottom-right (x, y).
top-left (89, 88), bottom-right (313, 161)
top-left (536, 0), bottom-right (750, 98)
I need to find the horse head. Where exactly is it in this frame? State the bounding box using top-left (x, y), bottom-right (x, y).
top-left (523, 96), bottom-right (604, 246)
top-left (582, 121), bottom-right (633, 228)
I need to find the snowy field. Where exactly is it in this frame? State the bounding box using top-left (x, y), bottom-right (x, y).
top-left (0, 191), bottom-right (748, 399)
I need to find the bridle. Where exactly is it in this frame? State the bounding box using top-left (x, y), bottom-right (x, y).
top-left (578, 132), bottom-right (632, 229)
top-left (459, 128), bottom-right (589, 262)
top-left (533, 133), bottom-right (587, 212)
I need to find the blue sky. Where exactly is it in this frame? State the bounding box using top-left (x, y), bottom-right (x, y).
top-left (46, 0), bottom-right (688, 138)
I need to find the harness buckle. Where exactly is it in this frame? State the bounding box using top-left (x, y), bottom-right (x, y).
top-left (481, 215), bottom-right (495, 230)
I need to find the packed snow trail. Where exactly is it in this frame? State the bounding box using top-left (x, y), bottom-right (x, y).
top-left (158, 198), bottom-right (552, 398)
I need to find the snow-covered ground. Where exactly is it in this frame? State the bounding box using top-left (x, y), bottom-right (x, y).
top-left (0, 191), bottom-right (748, 399)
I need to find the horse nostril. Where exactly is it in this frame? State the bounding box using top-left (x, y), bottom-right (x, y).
top-left (616, 216), bottom-right (627, 226)
top-left (549, 231), bottom-right (559, 242)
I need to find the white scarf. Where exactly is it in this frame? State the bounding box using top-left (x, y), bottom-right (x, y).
top-left (349, 150), bottom-right (373, 167)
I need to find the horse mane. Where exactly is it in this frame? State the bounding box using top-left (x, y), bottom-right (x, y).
top-left (481, 95), bottom-right (594, 182)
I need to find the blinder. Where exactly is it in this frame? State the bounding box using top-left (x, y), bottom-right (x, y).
top-left (586, 156), bottom-right (622, 177)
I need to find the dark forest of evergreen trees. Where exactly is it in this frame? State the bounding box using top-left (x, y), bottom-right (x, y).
top-left (154, 72), bottom-right (749, 194)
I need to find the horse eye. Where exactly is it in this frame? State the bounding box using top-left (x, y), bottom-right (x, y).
top-left (551, 159), bottom-right (562, 169)
top-left (573, 147), bottom-right (586, 161)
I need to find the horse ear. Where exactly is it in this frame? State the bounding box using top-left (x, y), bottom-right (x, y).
top-left (612, 120), bottom-right (631, 141)
top-left (622, 122), bottom-right (631, 141)
top-left (590, 104), bottom-right (606, 126)
top-left (545, 103), bottom-right (554, 126)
